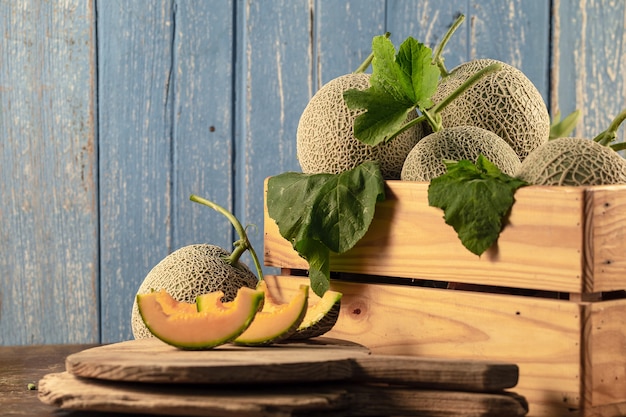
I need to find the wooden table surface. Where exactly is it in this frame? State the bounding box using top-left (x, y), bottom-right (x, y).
top-left (0, 343), bottom-right (148, 417)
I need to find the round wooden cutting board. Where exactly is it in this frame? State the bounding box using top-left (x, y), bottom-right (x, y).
top-left (65, 337), bottom-right (371, 384)
top-left (40, 338), bottom-right (527, 417)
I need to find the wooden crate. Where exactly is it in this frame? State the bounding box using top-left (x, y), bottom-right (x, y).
top-left (263, 180), bottom-right (626, 417)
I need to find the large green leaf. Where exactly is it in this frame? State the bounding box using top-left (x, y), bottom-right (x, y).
top-left (267, 161), bottom-right (385, 296)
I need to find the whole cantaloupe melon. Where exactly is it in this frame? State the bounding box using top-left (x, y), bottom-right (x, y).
top-left (400, 125), bottom-right (521, 181)
top-left (515, 137), bottom-right (626, 186)
top-left (431, 59), bottom-right (550, 161)
top-left (296, 73), bottom-right (425, 179)
top-left (131, 244), bottom-right (259, 339)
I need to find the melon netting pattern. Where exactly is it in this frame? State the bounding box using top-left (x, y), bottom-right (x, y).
top-left (131, 244), bottom-right (259, 339)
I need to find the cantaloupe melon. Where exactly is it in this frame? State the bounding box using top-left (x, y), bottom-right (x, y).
top-left (296, 73), bottom-right (425, 179)
top-left (515, 137), bottom-right (626, 186)
top-left (400, 125), bottom-right (521, 181)
top-left (136, 287), bottom-right (263, 350)
top-left (131, 244), bottom-right (259, 340)
top-left (232, 283), bottom-right (309, 346)
top-left (430, 59), bottom-right (550, 160)
top-left (289, 289), bottom-right (342, 340)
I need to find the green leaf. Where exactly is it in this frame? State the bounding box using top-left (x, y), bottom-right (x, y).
top-left (550, 109), bottom-right (581, 139)
top-left (267, 161), bottom-right (385, 296)
top-left (295, 239), bottom-right (330, 296)
top-left (428, 156), bottom-right (528, 256)
top-left (344, 35), bottom-right (440, 147)
top-left (344, 88), bottom-right (416, 146)
top-left (396, 37), bottom-right (440, 109)
top-left (370, 35), bottom-right (415, 103)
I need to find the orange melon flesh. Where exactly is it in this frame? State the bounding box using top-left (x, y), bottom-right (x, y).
top-left (290, 289), bottom-right (342, 340)
top-left (232, 283), bottom-right (309, 346)
top-left (136, 287), bottom-right (263, 350)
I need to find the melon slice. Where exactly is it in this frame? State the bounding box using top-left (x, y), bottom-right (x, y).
top-left (289, 289), bottom-right (342, 340)
top-left (231, 283), bottom-right (309, 346)
top-left (136, 287), bottom-right (263, 350)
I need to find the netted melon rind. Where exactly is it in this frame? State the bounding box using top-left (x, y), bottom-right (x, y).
top-left (400, 125), bottom-right (521, 182)
top-left (431, 59), bottom-right (550, 161)
top-left (131, 244), bottom-right (259, 340)
top-left (515, 137), bottom-right (626, 186)
top-left (296, 73), bottom-right (425, 179)
top-left (288, 301), bottom-right (341, 340)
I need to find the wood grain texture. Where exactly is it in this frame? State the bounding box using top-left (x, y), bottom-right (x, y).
top-left (97, 0), bottom-right (236, 343)
top-left (97, 0), bottom-right (178, 344)
top-left (39, 371), bottom-right (528, 417)
top-left (270, 275), bottom-right (584, 417)
top-left (0, 0), bottom-right (99, 345)
top-left (552, 0), bottom-right (626, 142)
top-left (236, 0), bottom-right (311, 277)
top-left (264, 180), bottom-right (625, 293)
top-left (62, 337), bottom-right (518, 392)
top-left (65, 337), bottom-right (368, 384)
top-left (583, 185), bottom-right (626, 292)
top-left (583, 299), bottom-right (626, 408)
top-left (388, 0), bottom-right (550, 101)
top-left (0, 344), bottom-right (98, 416)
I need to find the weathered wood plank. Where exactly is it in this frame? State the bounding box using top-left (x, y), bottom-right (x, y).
top-left (0, 0), bottom-right (98, 345)
top-left (97, 0), bottom-right (236, 343)
top-left (169, 0), bottom-right (235, 249)
top-left (552, 0), bottom-right (626, 143)
top-left (271, 275), bottom-right (581, 417)
top-left (237, 0), bottom-right (312, 274)
top-left (0, 344), bottom-right (98, 416)
top-left (97, 0), bottom-right (177, 343)
top-left (387, 1), bottom-right (550, 101)
top-left (315, 0), bottom-right (385, 82)
top-left (265, 180), bottom-right (608, 293)
top-left (39, 370), bottom-right (528, 417)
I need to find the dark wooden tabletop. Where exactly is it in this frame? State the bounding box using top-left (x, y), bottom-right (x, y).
top-left (0, 343), bottom-right (153, 417)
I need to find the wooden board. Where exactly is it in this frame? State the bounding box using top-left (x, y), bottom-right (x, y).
top-left (65, 338), bottom-right (369, 385)
top-left (264, 181), bottom-right (626, 294)
top-left (38, 371), bottom-right (528, 417)
top-left (268, 275), bottom-right (626, 417)
top-left (64, 338), bottom-right (519, 392)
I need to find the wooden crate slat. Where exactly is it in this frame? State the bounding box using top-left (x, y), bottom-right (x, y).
top-left (584, 186), bottom-right (626, 292)
top-left (265, 180), bottom-right (626, 293)
top-left (270, 274), bottom-right (626, 416)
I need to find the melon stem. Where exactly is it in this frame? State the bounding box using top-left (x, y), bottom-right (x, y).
top-left (353, 32), bottom-right (391, 74)
top-left (593, 108), bottom-right (626, 147)
top-left (432, 14), bottom-right (465, 77)
top-left (427, 62), bottom-right (503, 131)
top-left (189, 194), bottom-right (264, 281)
top-left (377, 62), bottom-right (502, 142)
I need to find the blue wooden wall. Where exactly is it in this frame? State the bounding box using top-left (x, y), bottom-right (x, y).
top-left (0, 0), bottom-right (624, 345)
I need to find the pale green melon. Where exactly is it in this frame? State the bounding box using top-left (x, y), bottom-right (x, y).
top-left (516, 137), bottom-right (626, 186)
top-left (431, 59), bottom-right (550, 161)
top-left (400, 126), bottom-right (521, 182)
top-left (296, 73), bottom-right (425, 179)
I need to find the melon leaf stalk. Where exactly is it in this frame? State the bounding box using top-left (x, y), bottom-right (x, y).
top-left (190, 194), bottom-right (264, 281)
top-left (131, 196), bottom-right (263, 340)
top-left (343, 33), bottom-right (502, 146)
top-left (593, 108), bottom-right (626, 151)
